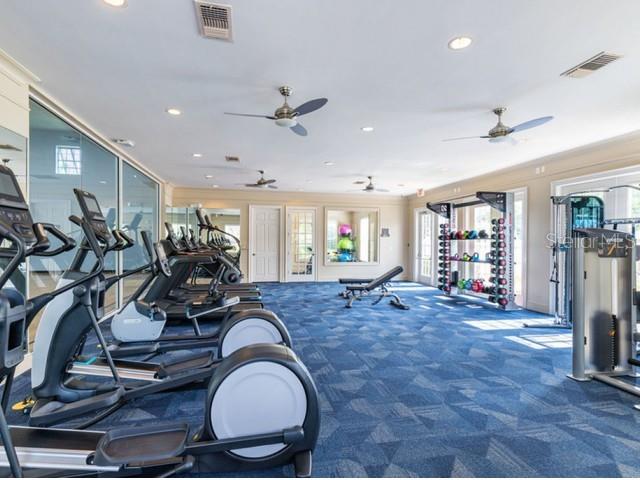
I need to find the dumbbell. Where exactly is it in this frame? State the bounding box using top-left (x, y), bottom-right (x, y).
top-left (497, 297), bottom-right (508, 306)
top-left (491, 241), bottom-right (506, 249)
top-left (491, 267), bottom-right (505, 275)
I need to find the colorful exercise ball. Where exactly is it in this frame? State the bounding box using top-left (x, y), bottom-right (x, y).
top-left (337, 237), bottom-right (354, 251)
top-left (338, 224), bottom-right (352, 236)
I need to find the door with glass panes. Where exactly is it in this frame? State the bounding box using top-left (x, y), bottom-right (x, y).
top-left (286, 208), bottom-right (316, 282)
top-left (416, 210), bottom-right (435, 284)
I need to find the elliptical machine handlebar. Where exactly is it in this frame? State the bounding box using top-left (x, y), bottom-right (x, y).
top-left (30, 222), bottom-right (75, 257)
top-left (0, 223), bottom-right (25, 290)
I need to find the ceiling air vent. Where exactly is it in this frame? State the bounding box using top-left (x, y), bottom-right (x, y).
top-left (561, 51), bottom-right (622, 78)
top-left (194, 1), bottom-right (232, 41)
top-left (225, 155), bottom-right (239, 162)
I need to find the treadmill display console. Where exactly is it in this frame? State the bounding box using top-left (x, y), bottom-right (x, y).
top-left (0, 165), bottom-right (36, 246)
top-left (73, 189), bottom-right (112, 242)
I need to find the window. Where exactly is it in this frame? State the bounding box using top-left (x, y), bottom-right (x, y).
top-left (359, 217), bottom-right (369, 261)
top-left (327, 220), bottom-right (338, 251)
top-left (55, 145), bottom-right (81, 175)
top-left (325, 208), bottom-right (379, 264)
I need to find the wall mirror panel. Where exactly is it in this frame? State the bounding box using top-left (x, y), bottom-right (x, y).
top-left (325, 207), bottom-right (379, 264)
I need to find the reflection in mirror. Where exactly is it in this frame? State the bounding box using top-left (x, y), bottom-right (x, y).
top-left (28, 100), bottom-right (118, 344)
top-left (326, 208), bottom-right (379, 264)
top-left (165, 206), bottom-right (241, 254)
top-left (0, 125), bottom-right (28, 297)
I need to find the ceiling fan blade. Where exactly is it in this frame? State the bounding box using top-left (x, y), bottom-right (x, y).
top-left (292, 98), bottom-right (328, 116)
top-left (224, 112), bottom-right (276, 119)
top-left (262, 179), bottom-right (276, 185)
top-left (244, 183), bottom-right (260, 187)
top-left (442, 136), bottom-right (484, 142)
top-left (510, 116), bottom-right (553, 132)
top-left (0, 144), bottom-right (22, 151)
top-left (353, 180), bottom-right (366, 185)
top-left (290, 123), bottom-right (308, 136)
top-left (268, 185), bottom-right (278, 189)
top-left (375, 188), bottom-right (390, 193)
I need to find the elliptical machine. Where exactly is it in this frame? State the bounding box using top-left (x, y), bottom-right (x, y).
top-left (0, 164), bottom-right (320, 477)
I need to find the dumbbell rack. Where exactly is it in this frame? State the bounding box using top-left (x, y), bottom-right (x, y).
top-left (427, 191), bottom-right (518, 311)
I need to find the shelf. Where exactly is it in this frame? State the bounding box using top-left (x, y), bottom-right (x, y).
top-left (447, 259), bottom-right (492, 265)
top-left (450, 287), bottom-right (492, 298)
top-left (444, 238), bottom-right (491, 241)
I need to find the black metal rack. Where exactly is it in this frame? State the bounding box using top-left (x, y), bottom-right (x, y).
top-left (428, 191), bottom-right (518, 310)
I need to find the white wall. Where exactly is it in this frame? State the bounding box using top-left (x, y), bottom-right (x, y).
top-left (172, 187), bottom-right (410, 282)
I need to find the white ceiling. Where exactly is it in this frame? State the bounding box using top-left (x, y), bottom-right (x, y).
top-left (2, 0), bottom-right (640, 195)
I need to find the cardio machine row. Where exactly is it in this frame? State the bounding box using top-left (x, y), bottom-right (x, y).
top-left (0, 164), bottom-right (319, 478)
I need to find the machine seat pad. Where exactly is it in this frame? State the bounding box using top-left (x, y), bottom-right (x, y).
top-left (338, 278), bottom-right (373, 284)
top-left (94, 423), bottom-right (189, 466)
top-left (352, 266), bottom-right (404, 292)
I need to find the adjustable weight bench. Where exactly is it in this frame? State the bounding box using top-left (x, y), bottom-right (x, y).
top-left (340, 266), bottom-right (409, 309)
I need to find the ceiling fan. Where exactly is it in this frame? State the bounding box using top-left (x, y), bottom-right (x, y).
top-left (224, 86), bottom-right (328, 137)
top-left (353, 176), bottom-right (389, 193)
top-left (443, 107), bottom-right (553, 144)
top-left (245, 170), bottom-right (278, 189)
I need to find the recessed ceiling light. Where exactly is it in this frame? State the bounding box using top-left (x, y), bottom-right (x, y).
top-left (397, 183), bottom-right (405, 187)
top-left (324, 161), bottom-right (334, 166)
top-left (99, 180), bottom-right (107, 184)
top-left (361, 126), bottom-right (374, 132)
top-left (205, 174), bottom-right (213, 179)
top-left (103, 0), bottom-right (127, 7)
top-left (306, 180), bottom-right (313, 183)
top-left (212, 184), bottom-right (219, 188)
top-left (193, 153), bottom-right (203, 158)
top-left (448, 36), bottom-right (472, 50)
top-left (166, 108), bottom-right (182, 116)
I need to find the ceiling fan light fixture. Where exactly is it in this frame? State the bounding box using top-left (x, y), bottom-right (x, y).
top-left (193, 153), bottom-right (203, 158)
top-left (166, 108), bottom-right (182, 116)
top-left (275, 117), bottom-right (297, 128)
top-left (103, 0), bottom-right (127, 7)
top-left (448, 36), bottom-right (472, 50)
top-left (205, 174), bottom-right (213, 179)
top-left (361, 126), bottom-right (374, 132)
top-left (324, 161), bottom-right (334, 166)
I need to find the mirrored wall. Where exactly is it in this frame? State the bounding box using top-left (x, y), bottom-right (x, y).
top-left (24, 99), bottom-right (160, 344)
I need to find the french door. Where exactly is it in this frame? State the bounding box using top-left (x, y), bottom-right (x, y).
top-left (286, 207), bottom-right (316, 282)
top-left (415, 209), bottom-right (435, 285)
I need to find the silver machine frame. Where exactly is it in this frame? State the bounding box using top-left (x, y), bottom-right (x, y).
top-left (564, 184), bottom-right (640, 408)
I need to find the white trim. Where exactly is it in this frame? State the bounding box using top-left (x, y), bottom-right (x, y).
top-left (550, 163), bottom-right (640, 193)
top-left (0, 47), bottom-right (41, 85)
top-left (248, 205), bottom-right (284, 283)
top-left (508, 186), bottom-right (528, 308)
top-left (285, 206), bottom-right (317, 282)
top-left (413, 207), bottom-right (436, 285)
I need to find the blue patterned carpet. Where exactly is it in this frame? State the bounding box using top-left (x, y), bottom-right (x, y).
top-left (8, 282), bottom-right (640, 477)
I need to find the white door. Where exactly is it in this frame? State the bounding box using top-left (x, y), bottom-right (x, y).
top-left (250, 206), bottom-right (281, 282)
top-left (286, 208), bottom-right (316, 282)
top-left (415, 210), bottom-right (435, 285)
